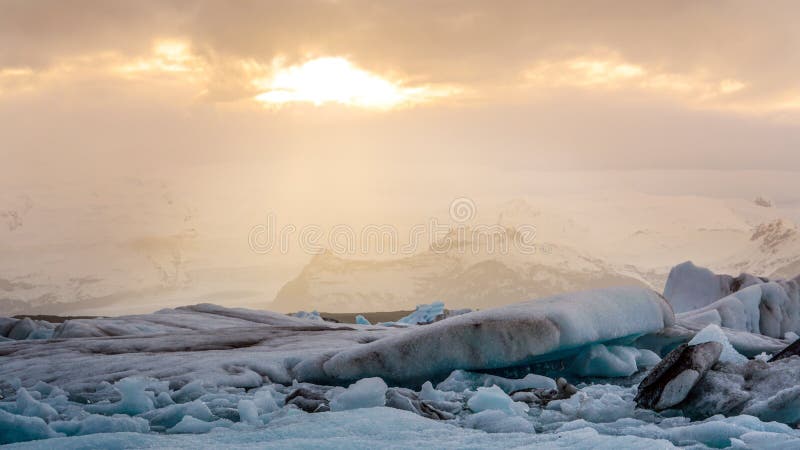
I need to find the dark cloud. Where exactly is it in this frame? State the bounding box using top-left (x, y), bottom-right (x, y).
top-left (3, 0), bottom-right (800, 93)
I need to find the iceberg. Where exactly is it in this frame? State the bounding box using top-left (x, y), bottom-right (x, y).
top-left (354, 315), bottom-right (371, 325)
top-left (569, 344), bottom-right (661, 378)
top-left (395, 301), bottom-right (446, 325)
top-left (663, 261), bottom-right (745, 313)
top-left (323, 286), bottom-right (674, 385)
top-left (678, 283), bottom-right (800, 338)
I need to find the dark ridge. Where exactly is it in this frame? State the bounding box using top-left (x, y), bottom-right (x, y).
top-left (11, 314), bottom-right (102, 323)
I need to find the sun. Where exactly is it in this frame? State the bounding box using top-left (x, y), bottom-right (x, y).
top-left (253, 57), bottom-right (442, 109)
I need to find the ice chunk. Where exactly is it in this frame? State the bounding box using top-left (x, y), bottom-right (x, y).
top-left (50, 414), bottom-right (149, 436)
top-left (784, 331), bottom-right (799, 342)
top-left (237, 399), bottom-right (261, 425)
top-left (86, 377), bottom-right (155, 415)
top-left (437, 369), bottom-right (556, 393)
top-left (15, 388), bottom-right (58, 421)
top-left (569, 344), bottom-right (659, 378)
top-left (139, 400), bottom-right (215, 429)
top-left (291, 310), bottom-right (324, 321)
top-left (689, 324), bottom-right (748, 364)
top-left (8, 318), bottom-right (37, 340)
top-left (546, 384), bottom-right (635, 423)
top-left (0, 317), bottom-right (19, 337)
top-left (166, 416), bottom-right (233, 434)
top-left (29, 381), bottom-right (66, 400)
top-left (467, 385), bottom-right (529, 415)
top-left (324, 286), bottom-right (674, 385)
top-left (464, 410), bottom-right (535, 433)
top-left (754, 352), bottom-right (772, 362)
top-left (0, 409), bottom-right (61, 444)
top-left (742, 386), bottom-right (800, 425)
top-left (253, 389), bottom-right (281, 413)
top-left (171, 380), bottom-right (206, 403)
top-left (329, 377), bottom-right (388, 411)
top-left (396, 301), bottom-right (445, 325)
top-left (155, 391), bottom-right (175, 408)
top-left (418, 381), bottom-right (446, 402)
top-left (355, 315), bottom-right (371, 325)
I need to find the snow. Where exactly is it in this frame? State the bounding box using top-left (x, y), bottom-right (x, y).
top-left (688, 324), bottom-right (748, 364)
top-left (329, 378), bottom-right (388, 412)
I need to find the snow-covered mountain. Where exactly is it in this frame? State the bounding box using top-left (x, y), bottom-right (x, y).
top-left (272, 195), bottom-right (800, 313)
top-left (271, 236), bottom-right (650, 312)
top-left (717, 219), bottom-right (800, 279)
top-left (3, 185), bottom-right (800, 315)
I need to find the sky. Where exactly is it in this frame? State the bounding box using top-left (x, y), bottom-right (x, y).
top-left (3, 0), bottom-right (800, 180)
top-left (2, 1), bottom-right (800, 313)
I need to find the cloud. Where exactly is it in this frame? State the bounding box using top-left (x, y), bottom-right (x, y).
top-left (2, 1), bottom-right (799, 111)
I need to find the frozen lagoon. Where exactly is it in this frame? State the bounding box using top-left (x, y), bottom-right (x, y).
top-left (3, 267), bottom-right (800, 449)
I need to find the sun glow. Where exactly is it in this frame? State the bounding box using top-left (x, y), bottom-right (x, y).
top-left (254, 57), bottom-right (447, 109)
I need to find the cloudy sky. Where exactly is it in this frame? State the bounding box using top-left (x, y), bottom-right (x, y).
top-left (2, 0), bottom-right (800, 226)
top-left (2, 0), bottom-right (800, 313)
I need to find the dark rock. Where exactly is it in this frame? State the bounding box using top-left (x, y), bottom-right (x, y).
top-left (285, 386), bottom-right (329, 413)
top-left (556, 377), bottom-right (578, 397)
top-left (510, 391), bottom-right (540, 405)
top-left (769, 338), bottom-right (800, 362)
top-left (510, 378), bottom-right (577, 407)
top-left (385, 387), bottom-right (456, 420)
top-left (635, 342), bottom-right (723, 410)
